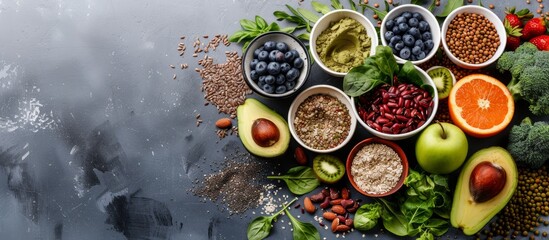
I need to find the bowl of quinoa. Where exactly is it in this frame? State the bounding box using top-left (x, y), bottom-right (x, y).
top-left (346, 137), bottom-right (408, 197)
top-left (288, 84), bottom-right (357, 153)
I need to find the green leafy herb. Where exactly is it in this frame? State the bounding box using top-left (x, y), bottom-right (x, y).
top-left (267, 166), bottom-right (320, 195)
top-left (247, 198), bottom-right (297, 240)
top-left (331, 0), bottom-right (344, 9)
top-left (347, 0), bottom-right (357, 11)
top-left (437, 0), bottom-right (464, 17)
top-left (284, 208), bottom-right (320, 240)
top-left (311, 1), bottom-right (331, 14)
top-left (354, 202), bottom-right (383, 231)
top-left (360, 2), bottom-right (388, 20)
top-left (297, 8), bottom-right (320, 23)
top-left (228, 16), bottom-right (284, 50)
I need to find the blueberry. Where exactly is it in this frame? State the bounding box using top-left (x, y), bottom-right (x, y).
top-left (408, 17), bottom-right (419, 27)
top-left (398, 22), bottom-right (409, 33)
top-left (257, 79), bottom-right (265, 89)
top-left (415, 39), bottom-right (424, 50)
top-left (385, 19), bottom-right (395, 30)
top-left (424, 39), bottom-right (434, 50)
top-left (400, 47), bottom-right (411, 59)
top-left (412, 12), bottom-right (423, 21)
top-left (267, 62), bottom-right (280, 75)
top-left (280, 62), bottom-right (291, 73)
top-left (402, 11), bottom-right (412, 19)
top-left (392, 26), bottom-right (401, 35)
top-left (275, 85), bottom-right (287, 94)
top-left (250, 70), bottom-right (259, 81)
top-left (269, 50), bottom-right (280, 62)
top-left (264, 75), bottom-right (275, 84)
top-left (384, 31), bottom-right (394, 41)
top-left (258, 50), bottom-right (269, 61)
top-left (286, 68), bottom-right (300, 82)
top-left (253, 47), bottom-right (263, 58)
top-left (293, 58), bottom-right (304, 69)
top-left (284, 51), bottom-right (296, 62)
top-left (417, 51), bottom-right (426, 60)
top-left (250, 58), bottom-right (259, 70)
top-left (255, 61), bottom-right (267, 75)
top-left (275, 74), bottom-right (286, 85)
top-left (412, 45), bottom-right (422, 56)
top-left (276, 42), bottom-right (289, 52)
top-left (403, 34), bottom-right (415, 47)
top-left (418, 21), bottom-right (429, 32)
top-left (275, 51), bottom-right (285, 62)
top-left (396, 16), bottom-right (407, 24)
top-left (395, 41), bottom-right (405, 51)
top-left (262, 84), bottom-right (274, 94)
top-left (408, 27), bottom-right (420, 39)
top-left (390, 35), bottom-right (402, 45)
top-left (285, 81), bottom-right (296, 90)
top-left (264, 41), bottom-right (276, 51)
top-left (388, 42), bottom-right (395, 51)
top-left (258, 75), bottom-right (266, 84)
top-left (422, 31), bottom-right (432, 40)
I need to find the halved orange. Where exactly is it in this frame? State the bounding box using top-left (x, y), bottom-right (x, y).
top-left (448, 74), bottom-right (514, 138)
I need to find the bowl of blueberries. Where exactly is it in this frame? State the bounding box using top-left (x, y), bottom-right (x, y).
top-left (242, 32), bottom-right (311, 98)
top-left (380, 4), bottom-right (440, 65)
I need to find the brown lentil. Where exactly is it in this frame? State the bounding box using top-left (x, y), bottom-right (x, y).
top-left (445, 12), bottom-right (500, 64)
top-left (293, 94), bottom-right (351, 150)
top-left (350, 143), bottom-right (403, 194)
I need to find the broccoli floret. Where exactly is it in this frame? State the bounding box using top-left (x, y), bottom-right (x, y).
top-left (496, 43), bottom-right (549, 116)
top-left (507, 117), bottom-right (549, 169)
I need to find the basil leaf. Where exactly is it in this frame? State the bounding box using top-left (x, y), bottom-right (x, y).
top-left (331, 0), bottom-right (344, 9)
top-left (268, 22), bottom-right (281, 31)
top-left (297, 33), bottom-right (310, 41)
top-left (274, 10), bottom-right (291, 21)
top-left (240, 19), bottom-right (258, 31)
top-left (297, 8), bottom-right (320, 23)
top-left (437, 0), bottom-right (464, 17)
top-left (311, 1), bottom-right (331, 14)
top-left (267, 166), bottom-right (320, 195)
top-left (280, 26), bottom-right (298, 33)
top-left (247, 216), bottom-right (274, 240)
top-left (354, 202), bottom-right (382, 231)
top-left (285, 209), bottom-right (320, 240)
top-left (255, 16), bottom-right (268, 30)
top-left (228, 30), bottom-right (252, 43)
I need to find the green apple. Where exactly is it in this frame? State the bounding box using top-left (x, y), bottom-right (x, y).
top-left (415, 122), bottom-right (468, 174)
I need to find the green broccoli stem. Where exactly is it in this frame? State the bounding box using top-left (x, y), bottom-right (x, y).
top-left (507, 79), bottom-right (523, 100)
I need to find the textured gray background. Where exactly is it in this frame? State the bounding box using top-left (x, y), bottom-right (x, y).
top-left (0, 0), bottom-right (542, 239)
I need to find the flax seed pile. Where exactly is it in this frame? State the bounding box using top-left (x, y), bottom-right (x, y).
top-left (350, 143), bottom-right (403, 194)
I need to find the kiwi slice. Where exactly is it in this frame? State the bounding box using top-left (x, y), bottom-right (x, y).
top-left (312, 154), bottom-right (345, 184)
top-left (428, 66), bottom-right (455, 99)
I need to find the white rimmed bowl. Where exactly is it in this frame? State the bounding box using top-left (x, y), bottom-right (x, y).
top-left (288, 85), bottom-right (357, 153)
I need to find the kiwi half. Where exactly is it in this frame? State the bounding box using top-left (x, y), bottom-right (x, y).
top-left (427, 66), bottom-right (455, 99)
top-left (312, 154), bottom-right (345, 184)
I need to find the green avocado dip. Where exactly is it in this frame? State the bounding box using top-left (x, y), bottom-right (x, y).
top-left (316, 17), bottom-right (372, 73)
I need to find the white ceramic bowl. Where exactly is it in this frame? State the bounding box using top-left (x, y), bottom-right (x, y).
top-left (441, 5), bottom-right (506, 69)
top-left (242, 32), bottom-right (311, 98)
top-left (380, 4), bottom-right (441, 65)
top-left (309, 9), bottom-right (378, 77)
top-left (288, 85), bottom-right (357, 153)
top-left (352, 65), bottom-right (438, 140)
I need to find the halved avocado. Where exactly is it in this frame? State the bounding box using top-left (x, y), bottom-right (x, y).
top-left (237, 98), bottom-right (290, 158)
top-left (450, 146), bottom-right (518, 235)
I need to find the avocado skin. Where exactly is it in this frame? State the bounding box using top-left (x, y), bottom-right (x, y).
top-left (236, 98), bottom-right (290, 158)
top-left (450, 146), bottom-right (518, 235)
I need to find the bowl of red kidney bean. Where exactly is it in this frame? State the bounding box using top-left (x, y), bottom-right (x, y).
top-left (351, 65), bottom-right (438, 140)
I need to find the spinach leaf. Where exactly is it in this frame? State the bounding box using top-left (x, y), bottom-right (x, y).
top-left (379, 199), bottom-right (409, 236)
top-left (267, 166), bottom-right (320, 195)
top-left (374, 45), bottom-right (398, 79)
top-left (285, 208), bottom-right (320, 240)
top-left (354, 202), bottom-right (382, 231)
top-left (297, 8), bottom-right (320, 23)
top-left (425, 218), bottom-right (449, 236)
top-left (397, 61), bottom-right (423, 87)
top-left (247, 198), bottom-right (297, 240)
top-left (418, 230), bottom-right (435, 240)
top-left (437, 0), bottom-right (464, 17)
top-left (343, 64), bottom-right (387, 97)
top-left (401, 198), bottom-right (434, 224)
top-left (311, 1), bottom-right (331, 14)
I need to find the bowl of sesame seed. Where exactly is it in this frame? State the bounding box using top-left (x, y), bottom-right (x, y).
top-left (346, 137), bottom-right (408, 197)
top-left (288, 84), bottom-right (357, 153)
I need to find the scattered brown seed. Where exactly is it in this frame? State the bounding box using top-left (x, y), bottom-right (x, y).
top-left (374, 3), bottom-right (379, 8)
top-left (172, 74), bottom-right (177, 80)
top-left (489, 4), bottom-right (494, 9)
top-left (169, 64), bottom-right (175, 68)
top-left (215, 118), bottom-right (232, 129)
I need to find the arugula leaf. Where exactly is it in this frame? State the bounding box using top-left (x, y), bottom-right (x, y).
top-left (247, 198), bottom-right (297, 240)
top-left (297, 8), bottom-right (320, 23)
top-left (311, 1), bottom-right (331, 14)
top-left (267, 166), bottom-right (320, 195)
top-left (354, 202), bottom-right (382, 231)
top-left (285, 208), bottom-right (320, 240)
top-left (437, 0), bottom-right (464, 17)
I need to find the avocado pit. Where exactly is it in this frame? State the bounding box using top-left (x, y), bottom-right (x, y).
top-left (469, 161), bottom-right (507, 203)
top-left (251, 118), bottom-right (280, 147)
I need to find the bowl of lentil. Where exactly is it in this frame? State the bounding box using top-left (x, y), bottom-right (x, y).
top-left (441, 5), bottom-right (506, 69)
top-left (352, 65), bottom-right (439, 140)
top-left (309, 9), bottom-right (378, 77)
top-left (346, 137), bottom-right (408, 197)
top-left (380, 4), bottom-right (441, 65)
top-left (242, 31), bottom-right (311, 98)
top-left (288, 84), bottom-right (357, 153)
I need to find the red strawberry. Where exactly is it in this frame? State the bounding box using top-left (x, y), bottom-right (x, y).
top-left (522, 17), bottom-right (548, 40)
top-left (504, 7), bottom-right (533, 28)
top-left (530, 35), bottom-right (549, 51)
top-left (504, 19), bottom-right (522, 51)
